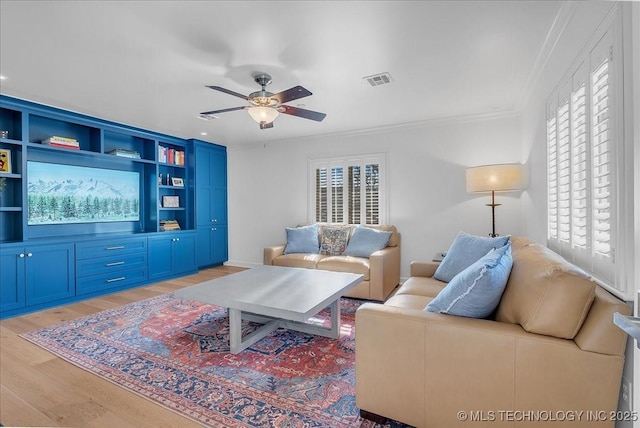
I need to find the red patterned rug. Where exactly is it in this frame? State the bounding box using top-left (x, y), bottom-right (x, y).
top-left (21, 294), bottom-right (407, 427)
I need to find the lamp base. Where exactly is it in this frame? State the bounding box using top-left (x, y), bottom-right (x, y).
top-left (485, 191), bottom-right (502, 238)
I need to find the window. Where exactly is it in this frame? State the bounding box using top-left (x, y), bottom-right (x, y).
top-left (309, 154), bottom-right (385, 225)
top-left (546, 25), bottom-right (620, 287)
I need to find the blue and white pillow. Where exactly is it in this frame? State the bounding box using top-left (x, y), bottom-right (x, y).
top-left (342, 226), bottom-right (392, 258)
top-left (425, 242), bottom-right (513, 318)
top-left (434, 232), bottom-right (510, 282)
top-left (283, 224), bottom-right (320, 254)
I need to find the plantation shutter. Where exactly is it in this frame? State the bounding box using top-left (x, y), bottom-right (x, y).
top-left (570, 64), bottom-right (590, 259)
top-left (590, 30), bottom-right (615, 282)
top-left (310, 154), bottom-right (385, 225)
top-left (546, 25), bottom-right (617, 287)
top-left (348, 166), bottom-right (361, 224)
top-left (315, 167), bottom-right (328, 222)
top-left (364, 164), bottom-right (380, 224)
top-left (556, 92), bottom-right (571, 245)
top-left (331, 167), bottom-right (344, 223)
top-left (547, 102), bottom-right (558, 242)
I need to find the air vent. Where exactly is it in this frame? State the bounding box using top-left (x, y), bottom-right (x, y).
top-left (363, 72), bottom-right (393, 87)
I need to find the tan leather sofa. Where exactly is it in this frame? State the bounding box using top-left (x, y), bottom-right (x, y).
top-left (264, 224), bottom-right (400, 301)
top-left (356, 236), bottom-right (632, 427)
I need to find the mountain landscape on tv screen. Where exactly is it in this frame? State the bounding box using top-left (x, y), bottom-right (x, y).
top-left (27, 162), bottom-right (140, 225)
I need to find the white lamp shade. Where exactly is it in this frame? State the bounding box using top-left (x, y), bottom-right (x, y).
top-left (247, 106), bottom-right (279, 124)
top-left (466, 163), bottom-right (527, 193)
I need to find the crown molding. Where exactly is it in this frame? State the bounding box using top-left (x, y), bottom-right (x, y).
top-left (514, 1), bottom-right (579, 112)
top-left (228, 109), bottom-right (521, 150)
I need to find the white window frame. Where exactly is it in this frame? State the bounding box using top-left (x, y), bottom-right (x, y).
top-left (308, 153), bottom-right (387, 225)
top-left (545, 6), bottom-right (631, 298)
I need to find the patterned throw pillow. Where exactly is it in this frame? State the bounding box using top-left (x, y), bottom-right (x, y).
top-left (319, 226), bottom-right (350, 255)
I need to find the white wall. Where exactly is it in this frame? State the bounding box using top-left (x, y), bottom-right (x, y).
top-left (227, 114), bottom-right (524, 279)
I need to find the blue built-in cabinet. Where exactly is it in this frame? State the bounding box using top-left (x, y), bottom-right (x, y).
top-left (193, 140), bottom-right (228, 268)
top-left (0, 96), bottom-right (227, 319)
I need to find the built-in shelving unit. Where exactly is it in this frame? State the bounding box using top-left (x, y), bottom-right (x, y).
top-left (0, 95), bottom-right (227, 319)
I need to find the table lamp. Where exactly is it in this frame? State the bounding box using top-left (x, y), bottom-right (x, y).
top-left (466, 163), bottom-right (526, 237)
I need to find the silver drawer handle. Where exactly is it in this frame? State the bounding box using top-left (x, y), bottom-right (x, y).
top-left (105, 246), bottom-right (125, 250)
top-left (106, 277), bottom-right (126, 283)
top-left (105, 261), bottom-right (125, 267)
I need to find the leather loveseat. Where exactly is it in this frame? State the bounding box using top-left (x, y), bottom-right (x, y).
top-left (264, 224), bottom-right (400, 301)
top-left (355, 236), bottom-right (631, 427)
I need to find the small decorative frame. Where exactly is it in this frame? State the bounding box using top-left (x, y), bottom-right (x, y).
top-left (171, 177), bottom-right (184, 187)
top-left (0, 148), bottom-right (11, 173)
top-left (162, 195), bottom-right (180, 208)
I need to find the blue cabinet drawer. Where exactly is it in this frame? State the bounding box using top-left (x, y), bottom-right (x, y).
top-left (76, 268), bottom-right (147, 295)
top-left (76, 253), bottom-right (147, 277)
top-left (76, 237), bottom-right (147, 260)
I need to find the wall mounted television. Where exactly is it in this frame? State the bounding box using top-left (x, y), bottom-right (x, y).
top-left (27, 161), bottom-right (140, 225)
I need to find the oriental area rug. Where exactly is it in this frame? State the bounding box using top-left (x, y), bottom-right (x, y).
top-left (21, 294), bottom-right (407, 427)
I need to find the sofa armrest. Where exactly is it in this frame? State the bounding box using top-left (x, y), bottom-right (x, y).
top-left (410, 261), bottom-right (439, 278)
top-left (355, 303), bottom-right (625, 428)
top-left (263, 245), bottom-right (285, 265)
top-left (355, 302), bottom-right (520, 426)
top-left (368, 245), bottom-right (401, 301)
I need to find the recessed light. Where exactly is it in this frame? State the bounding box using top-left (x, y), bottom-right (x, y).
top-left (200, 132), bottom-right (207, 136)
top-left (0, 75), bottom-right (7, 80)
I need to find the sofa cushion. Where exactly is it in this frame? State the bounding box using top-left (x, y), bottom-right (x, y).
top-left (343, 226), bottom-right (392, 258)
top-left (395, 276), bottom-right (447, 299)
top-left (317, 255), bottom-right (370, 281)
top-left (434, 232), bottom-right (510, 282)
top-left (284, 224), bottom-right (319, 254)
top-left (273, 253), bottom-right (326, 269)
top-left (385, 294), bottom-right (434, 310)
top-left (495, 244), bottom-right (596, 339)
top-left (319, 225), bottom-right (350, 255)
top-left (425, 243), bottom-right (513, 318)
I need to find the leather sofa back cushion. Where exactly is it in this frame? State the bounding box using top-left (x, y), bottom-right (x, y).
top-left (496, 244), bottom-right (596, 339)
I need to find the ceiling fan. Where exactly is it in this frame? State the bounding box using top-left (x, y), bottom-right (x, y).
top-left (201, 73), bottom-right (327, 129)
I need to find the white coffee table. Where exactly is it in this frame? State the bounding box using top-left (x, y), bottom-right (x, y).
top-left (173, 265), bottom-right (363, 353)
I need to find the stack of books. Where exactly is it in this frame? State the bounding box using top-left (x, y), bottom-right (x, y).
top-left (108, 148), bottom-right (141, 159)
top-left (158, 146), bottom-right (185, 165)
top-left (159, 220), bottom-right (181, 231)
top-left (41, 136), bottom-right (80, 150)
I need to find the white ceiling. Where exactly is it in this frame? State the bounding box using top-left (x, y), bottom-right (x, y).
top-left (0, 1), bottom-right (564, 147)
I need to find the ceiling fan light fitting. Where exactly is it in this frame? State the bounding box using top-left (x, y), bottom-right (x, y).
top-left (248, 106), bottom-right (279, 125)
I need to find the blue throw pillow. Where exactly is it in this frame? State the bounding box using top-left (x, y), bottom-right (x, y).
top-left (425, 243), bottom-right (513, 318)
top-left (434, 232), bottom-right (510, 282)
top-left (342, 226), bottom-right (392, 258)
top-left (283, 224), bottom-right (320, 254)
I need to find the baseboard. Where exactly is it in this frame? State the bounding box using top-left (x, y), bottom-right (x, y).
top-left (224, 260), bottom-right (262, 269)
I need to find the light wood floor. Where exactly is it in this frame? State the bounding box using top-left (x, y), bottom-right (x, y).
top-left (0, 265), bottom-right (245, 428)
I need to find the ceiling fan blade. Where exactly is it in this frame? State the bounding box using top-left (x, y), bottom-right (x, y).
top-left (280, 105), bottom-right (327, 122)
top-left (200, 106), bottom-right (248, 116)
top-left (271, 86), bottom-right (312, 104)
top-left (206, 86), bottom-right (249, 100)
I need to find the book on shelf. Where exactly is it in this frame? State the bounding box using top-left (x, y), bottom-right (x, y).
top-left (42, 141), bottom-right (80, 150)
top-left (158, 145), bottom-right (185, 165)
top-left (41, 136), bottom-right (79, 146)
top-left (107, 148), bottom-right (141, 159)
top-left (159, 220), bottom-right (181, 231)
